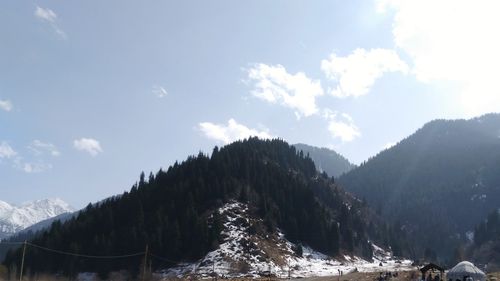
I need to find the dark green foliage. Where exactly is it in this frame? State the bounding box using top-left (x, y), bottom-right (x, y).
top-left (294, 143), bottom-right (355, 178)
top-left (2, 138), bottom-right (388, 277)
top-left (471, 209), bottom-right (500, 267)
top-left (338, 113), bottom-right (500, 261)
top-left (474, 209), bottom-right (500, 247)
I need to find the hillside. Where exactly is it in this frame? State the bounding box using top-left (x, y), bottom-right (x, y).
top-left (2, 138), bottom-right (403, 278)
top-left (0, 212), bottom-right (76, 261)
top-left (471, 209), bottom-right (500, 271)
top-left (338, 113), bottom-right (500, 263)
top-left (294, 144), bottom-right (355, 177)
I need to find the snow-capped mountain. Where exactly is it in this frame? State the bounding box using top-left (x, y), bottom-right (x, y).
top-left (0, 198), bottom-right (74, 239)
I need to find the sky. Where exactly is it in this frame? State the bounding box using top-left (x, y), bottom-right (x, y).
top-left (1, 0), bottom-right (499, 208)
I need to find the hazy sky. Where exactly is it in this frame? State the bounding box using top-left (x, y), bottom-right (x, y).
top-left (1, 0), bottom-right (499, 208)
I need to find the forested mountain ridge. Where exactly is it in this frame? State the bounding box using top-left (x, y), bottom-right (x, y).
top-left (2, 138), bottom-right (403, 278)
top-left (338, 113), bottom-right (500, 263)
top-left (293, 143), bottom-right (355, 177)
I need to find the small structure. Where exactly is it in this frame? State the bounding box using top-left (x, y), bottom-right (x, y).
top-left (446, 261), bottom-right (486, 281)
top-left (420, 263), bottom-right (445, 281)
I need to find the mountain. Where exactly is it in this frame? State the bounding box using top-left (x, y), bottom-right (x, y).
top-left (338, 113), bottom-right (500, 263)
top-left (0, 198), bottom-right (74, 239)
top-left (294, 143), bottom-right (356, 177)
top-left (2, 138), bottom-right (404, 278)
top-left (0, 211), bottom-right (76, 262)
top-left (19, 211), bottom-right (75, 234)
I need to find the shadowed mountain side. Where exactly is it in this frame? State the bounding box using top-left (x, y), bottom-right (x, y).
top-left (339, 113), bottom-right (500, 263)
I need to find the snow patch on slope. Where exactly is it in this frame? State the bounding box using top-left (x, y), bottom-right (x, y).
top-left (160, 201), bottom-right (413, 279)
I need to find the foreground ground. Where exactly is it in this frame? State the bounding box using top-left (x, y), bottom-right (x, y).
top-left (0, 270), bottom-right (499, 280)
top-left (299, 270), bottom-right (500, 281)
top-left (0, 271), bottom-right (425, 281)
top-left (296, 271), bottom-right (419, 281)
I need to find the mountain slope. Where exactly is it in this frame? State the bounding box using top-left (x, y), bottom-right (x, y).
top-left (2, 138), bottom-right (402, 278)
top-left (0, 198), bottom-right (74, 239)
top-left (161, 201), bottom-right (411, 279)
top-left (471, 209), bottom-right (500, 270)
top-left (338, 113), bottom-right (500, 262)
top-left (294, 143), bottom-right (355, 177)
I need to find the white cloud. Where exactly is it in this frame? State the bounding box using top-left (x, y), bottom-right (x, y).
top-left (22, 162), bottom-right (53, 173)
top-left (28, 140), bottom-right (60, 157)
top-left (323, 111), bottom-right (361, 142)
top-left (199, 119), bottom-right (273, 144)
top-left (321, 48), bottom-right (408, 98)
top-left (35, 6), bottom-right (57, 22)
top-left (152, 86), bottom-right (168, 98)
top-left (247, 63), bottom-right (324, 118)
top-left (34, 6), bottom-right (66, 38)
top-left (0, 100), bottom-right (12, 112)
top-left (1, 141), bottom-right (56, 173)
top-left (73, 138), bottom-right (102, 157)
top-left (0, 142), bottom-right (17, 159)
top-left (377, 0), bottom-right (500, 116)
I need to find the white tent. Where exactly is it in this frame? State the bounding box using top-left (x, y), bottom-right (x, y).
top-left (446, 261), bottom-right (486, 281)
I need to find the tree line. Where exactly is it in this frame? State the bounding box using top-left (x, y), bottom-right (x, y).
top-left (3, 138), bottom-right (405, 278)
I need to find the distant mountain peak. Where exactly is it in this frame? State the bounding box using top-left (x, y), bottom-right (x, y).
top-left (0, 198), bottom-right (74, 239)
top-left (293, 143), bottom-right (355, 177)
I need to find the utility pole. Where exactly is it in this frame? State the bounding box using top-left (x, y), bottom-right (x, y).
top-left (213, 261), bottom-right (216, 281)
top-left (142, 245), bottom-right (149, 281)
top-left (19, 240), bottom-right (27, 281)
top-left (268, 264), bottom-right (271, 281)
top-left (287, 260), bottom-right (291, 280)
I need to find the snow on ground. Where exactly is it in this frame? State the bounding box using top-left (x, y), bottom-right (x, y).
top-left (159, 201), bottom-right (414, 279)
top-left (283, 242), bottom-right (412, 278)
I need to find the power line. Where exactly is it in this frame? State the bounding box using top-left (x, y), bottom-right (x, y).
top-left (149, 253), bottom-right (183, 264)
top-left (1, 241), bottom-right (25, 245)
top-left (26, 242), bottom-right (145, 259)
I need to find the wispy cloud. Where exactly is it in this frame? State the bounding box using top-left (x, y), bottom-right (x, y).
top-left (199, 119), bottom-right (273, 144)
top-left (35, 6), bottom-right (57, 22)
top-left (1, 140), bottom-right (58, 173)
top-left (0, 100), bottom-right (13, 112)
top-left (0, 142), bottom-right (17, 159)
top-left (321, 48), bottom-right (408, 98)
top-left (152, 86), bottom-right (168, 98)
top-left (247, 63), bottom-right (324, 119)
top-left (22, 162), bottom-right (53, 173)
top-left (323, 111), bottom-right (361, 142)
top-left (73, 138), bottom-right (102, 157)
top-left (34, 6), bottom-right (66, 38)
top-left (377, 0), bottom-right (500, 116)
top-left (28, 140), bottom-right (60, 157)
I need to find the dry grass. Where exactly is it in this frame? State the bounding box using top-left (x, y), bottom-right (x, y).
top-left (487, 272), bottom-right (500, 281)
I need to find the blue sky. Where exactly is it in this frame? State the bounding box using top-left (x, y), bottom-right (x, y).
top-left (1, 0), bottom-right (499, 208)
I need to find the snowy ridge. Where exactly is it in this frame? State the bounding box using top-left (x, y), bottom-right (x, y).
top-left (0, 198), bottom-right (74, 239)
top-left (160, 201), bottom-right (414, 279)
